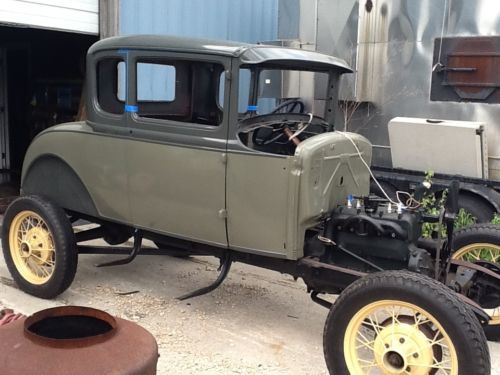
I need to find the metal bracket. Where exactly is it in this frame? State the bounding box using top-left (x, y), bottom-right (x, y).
top-left (177, 252), bottom-right (232, 301)
top-left (310, 291), bottom-right (333, 309)
top-left (96, 229), bottom-right (143, 267)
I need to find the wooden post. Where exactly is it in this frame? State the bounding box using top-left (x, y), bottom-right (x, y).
top-left (76, 0), bottom-right (119, 121)
top-left (99, 0), bottom-right (119, 39)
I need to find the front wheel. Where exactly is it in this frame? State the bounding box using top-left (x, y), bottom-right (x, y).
top-left (323, 270), bottom-right (490, 375)
top-left (451, 223), bottom-right (500, 340)
top-left (1, 195), bottom-right (77, 299)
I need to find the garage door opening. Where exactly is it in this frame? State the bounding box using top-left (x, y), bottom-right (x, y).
top-left (0, 26), bottom-right (97, 209)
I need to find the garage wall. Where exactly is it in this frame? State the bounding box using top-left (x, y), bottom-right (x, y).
top-left (120, 0), bottom-right (278, 43)
top-left (0, 0), bottom-right (98, 34)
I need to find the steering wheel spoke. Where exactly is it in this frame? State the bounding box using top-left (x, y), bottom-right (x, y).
top-left (238, 113), bottom-right (330, 152)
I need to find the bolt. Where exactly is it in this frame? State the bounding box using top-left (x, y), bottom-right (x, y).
top-left (385, 343), bottom-right (389, 348)
top-left (406, 367), bottom-right (411, 372)
top-left (413, 353), bottom-right (419, 358)
top-left (399, 337), bottom-right (405, 344)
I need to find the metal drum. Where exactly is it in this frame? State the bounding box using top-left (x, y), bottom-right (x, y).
top-left (0, 306), bottom-right (158, 375)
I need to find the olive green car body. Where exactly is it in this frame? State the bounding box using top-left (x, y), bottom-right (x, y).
top-left (21, 35), bottom-right (371, 260)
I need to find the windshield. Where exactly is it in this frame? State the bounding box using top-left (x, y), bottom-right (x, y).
top-left (238, 67), bottom-right (331, 118)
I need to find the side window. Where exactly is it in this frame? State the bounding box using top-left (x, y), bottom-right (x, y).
top-left (136, 59), bottom-right (225, 126)
top-left (218, 71), bottom-right (225, 108)
top-left (137, 62), bottom-right (176, 101)
top-left (238, 68), bottom-right (251, 113)
top-left (97, 58), bottom-right (125, 115)
top-left (117, 61), bottom-right (126, 102)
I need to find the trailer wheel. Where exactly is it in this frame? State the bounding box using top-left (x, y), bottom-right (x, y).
top-left (457, 194), bottom-right (495, 223)
top-left (370, 180), bottom-right (398, 201)
top-left (1, 195), bottom-right (77, 299)
top-left (323, 270), bottom-right (490, 375)
top-left (452, 223), bottom-right (500, 340)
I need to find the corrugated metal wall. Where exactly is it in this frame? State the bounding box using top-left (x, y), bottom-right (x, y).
top-left (0, 0), bottom-right (98, 34)
top-left (120, 0), bottom-right (279, 43)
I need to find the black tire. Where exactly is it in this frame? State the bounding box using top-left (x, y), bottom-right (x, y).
top-left (457, 194), bottom-right (495, 223)
top-left (2, 195), bottom-right (77, 299)
top-left (452, 223), bottom-right (500, 341)
top-left (323, 270), bottom-right (490, 375)
top-left (452, 223), bottom-right (500, 250)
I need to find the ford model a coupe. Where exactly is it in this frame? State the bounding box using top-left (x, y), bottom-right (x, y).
top-left (2, 35), bottom-right (498, 374)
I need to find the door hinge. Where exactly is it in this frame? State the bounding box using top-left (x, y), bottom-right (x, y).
top-left (218, 209), bottom-right (227, 219)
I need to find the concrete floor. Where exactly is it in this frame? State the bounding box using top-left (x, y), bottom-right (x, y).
top-left (0, 242), bottom-right (499, 374)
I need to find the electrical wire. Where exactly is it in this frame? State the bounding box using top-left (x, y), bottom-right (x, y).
top-left (432, 0), bottom-right (448, 72)
top-left (338, 131), bottom-right (421, 210)
top-left (288, 113), bottom-right (314, 141)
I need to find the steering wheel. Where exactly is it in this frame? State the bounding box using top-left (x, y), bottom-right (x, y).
top-left (240, 113), bottom-right (326, 147)
top-left (271, 99), bottom-right (305, 114)
top-left (252, 122), bottom-right (289, 146)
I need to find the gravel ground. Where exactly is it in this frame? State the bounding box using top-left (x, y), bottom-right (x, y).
top-left (0, 238), bottom-right (499, 374)
top-left (0, 241), bottom-right (330, 374)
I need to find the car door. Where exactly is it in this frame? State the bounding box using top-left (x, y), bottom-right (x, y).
top-left (125, 51), bottom-right (230, 247)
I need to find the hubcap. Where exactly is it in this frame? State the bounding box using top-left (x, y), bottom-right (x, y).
top-left (344, 300), bottom-right (458, 374)
top-left (9, 211), bottom-right (55, 284)
top-left (452, 243), bottom-right (500, 325)
top-left (373, 320), bottom-right (434, 374)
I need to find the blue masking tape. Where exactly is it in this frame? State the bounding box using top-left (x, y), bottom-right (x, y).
top-left (247, 105), bottom-right (258, 111)
top-left (125, 105), bottom-right (138, 113)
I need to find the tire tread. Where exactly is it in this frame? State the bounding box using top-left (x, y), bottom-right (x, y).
top-left (1, 195), bottom-right (77, 299)
top-left (323, 270), bottom-right (490, 375)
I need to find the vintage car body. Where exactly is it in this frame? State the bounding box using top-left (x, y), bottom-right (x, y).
top-left (3, 35), bottom-right (497, 374)
top-left (21, 35), bottom-right (370, 260)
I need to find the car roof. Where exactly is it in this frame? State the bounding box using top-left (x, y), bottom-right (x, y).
top-left (89, 34), bottom-right (352, 73)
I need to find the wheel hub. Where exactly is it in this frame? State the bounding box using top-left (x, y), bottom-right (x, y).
top-left (9, 211), bottom-right (55, 284)
top-left (19, 242), bottom-right (31, 258)
top-left (374, 322), bottom-right (434, 374)
top-left (24, 227), bottom-right (52, 264)
top-left (383, 350), bottom-right (406, 372)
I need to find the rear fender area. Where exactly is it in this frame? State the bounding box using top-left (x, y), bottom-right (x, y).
top-left (20, 123), bottom-right (130, 222)
top-left (21, 155), bottom-right (98, 217)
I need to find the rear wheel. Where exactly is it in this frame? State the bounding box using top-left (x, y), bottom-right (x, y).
top-left (370, 180), bottom-right (398, 201)
top-left (452, 223), bottom-right (500, 340)
top-left (1, 195), bottom-right (77, 299)
top-left (323, 270), bottom-right (490, 375)
top-left (457, 194), bottom-right (494, 223)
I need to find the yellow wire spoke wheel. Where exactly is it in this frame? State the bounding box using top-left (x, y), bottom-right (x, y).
top-left (451, 224), bottom-right (500, 339)
top-left (452, 243), bottom-right (500, 264)
top-left (323, 271), bottom-right (490, 375)
top-left (2, 195), bottom-right (77, 299)
top-left (451, 243), bottom-right (500, 326)
top-left (344, 300), bottom-right (457, 375)
top-left (8, 210), bottom-right (56, 285)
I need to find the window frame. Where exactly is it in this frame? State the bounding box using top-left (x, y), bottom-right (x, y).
top-left (127, 50), bottom-right (232, 143)
top-left (87, 50), bottom-right (133, 134)
top-left (93, 53), bottom-right (126, 119)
